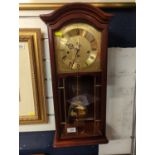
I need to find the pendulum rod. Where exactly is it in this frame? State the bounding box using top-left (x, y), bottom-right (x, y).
top-left (63, 78), bottom-right (67, 123)
top-left (94, 76), bottom-right (96, 134)
top-left (76, 68), bottom-right (79, 135)
top-left (76, 72), bottom-right (79, 96)
top-left (94, 76), bottom-right (96, 120)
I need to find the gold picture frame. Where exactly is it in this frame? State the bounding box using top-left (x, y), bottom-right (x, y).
top-left (19, 2), bottom-right (136, 10)
top-left (19, 28), bottom-right (48, 124)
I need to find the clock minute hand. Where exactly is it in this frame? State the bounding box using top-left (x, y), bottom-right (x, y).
top-left (72, 48), bottom-right (80, 68)
top-left (71, 37), bottom-right (81, 68)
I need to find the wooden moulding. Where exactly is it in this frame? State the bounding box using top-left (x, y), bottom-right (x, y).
top-left (19, 2), bottom-right (136, 10)
top-left (53, 131), bottom-right (108, 148)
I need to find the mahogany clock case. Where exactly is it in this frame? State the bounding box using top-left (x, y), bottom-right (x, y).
top-left (40, 3), bottom-right (113, 147)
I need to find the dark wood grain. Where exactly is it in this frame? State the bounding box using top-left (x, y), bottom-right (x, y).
top-left (53, 131), bottom-right (108, 148)
top-left (40, 2), bottom-right (112, 147)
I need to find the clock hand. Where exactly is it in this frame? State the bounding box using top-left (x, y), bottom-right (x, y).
top-left (77, 37), bottom-right (80, 50)
top-left (72, 48), bottom-right (80, 68)
top-left (72, 37), bottom-right (81, 67)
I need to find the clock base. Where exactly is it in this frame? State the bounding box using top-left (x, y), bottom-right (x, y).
top-left (53, 131), bottom-right (108, 148)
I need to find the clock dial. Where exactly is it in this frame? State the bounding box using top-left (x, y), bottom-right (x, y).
top-left (55, 23), bottom-right (101, 73)
top-left (60, 29), bottom-right (97, 70)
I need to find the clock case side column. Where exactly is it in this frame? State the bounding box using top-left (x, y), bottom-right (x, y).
top-left (100, 24), bottom-right (109, 137)
top-left (48, 27), bottom-right (62, 139)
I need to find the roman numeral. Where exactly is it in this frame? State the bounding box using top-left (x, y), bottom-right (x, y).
top-left (77, 64), bottom-right (80, 69)
top-left (90, 38), bottom-right (95, 43)
top-left (76, 29), bottom-right (80, 35)
top-left (90, 56), bottom-right (95, 59)
top-left (62, 55), bottom-right (67, 60)
top-left (85, 62), bottom-right (89, 66)
top-left (92, 47), bottom-right (97, 51)
top-left (81, 30), bottom-right (87, 37)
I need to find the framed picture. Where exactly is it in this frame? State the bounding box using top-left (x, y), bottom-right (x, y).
top-left (19, 28), bottom-right (48, 124)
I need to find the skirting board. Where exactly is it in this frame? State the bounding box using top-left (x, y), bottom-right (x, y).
top-left (99, 138), bottom-right (131, 155)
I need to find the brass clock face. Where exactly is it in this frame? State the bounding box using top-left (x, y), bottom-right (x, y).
top-left (54, 23), bottom-right (101, 73)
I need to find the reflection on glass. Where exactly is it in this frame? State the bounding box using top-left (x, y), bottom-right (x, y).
top-left (58, 75), bottom-right (103, 139)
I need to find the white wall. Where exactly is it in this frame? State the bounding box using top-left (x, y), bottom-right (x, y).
top-left (19, 10), bottom-right (136, 155)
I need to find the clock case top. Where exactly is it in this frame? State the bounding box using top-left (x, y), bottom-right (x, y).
top-left (40, 3), bottom-right (113, 148)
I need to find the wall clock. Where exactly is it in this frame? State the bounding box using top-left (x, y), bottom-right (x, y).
top-left (40, 3), bottom-right (113, 147)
